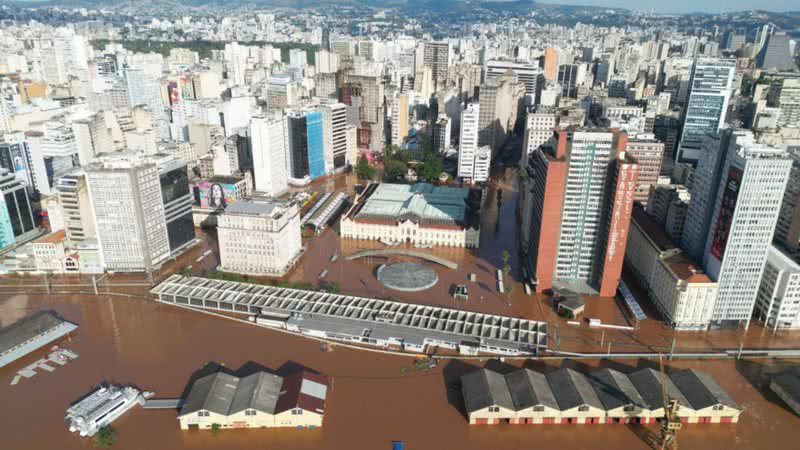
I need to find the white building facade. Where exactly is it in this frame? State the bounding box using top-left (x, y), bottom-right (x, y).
top-left (457, 103), bottom-right (480, 180)
top-left (217, 200), bottom-right (302, 275)
top-left (250, 115), bottom-right (289, 197)
top-left (754, 245), bottom-right (800, 330)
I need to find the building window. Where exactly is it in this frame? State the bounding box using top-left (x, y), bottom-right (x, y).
top-left (623, 405), bottom-right (636, 412)
top-left (533, 406), bottom-right (544, 412)
top-left (488, 406), bottom-right (500, 412)
top-left (198, 411), bottom-right (210, 417)
top-left (712, 405), bottom-right (724, 411)
top-left (245, 409), bottom-right (257, 416)
top-left (291, 408), bottom-right (304, 415)
top-left (578, 406), bottom-right (589, 412)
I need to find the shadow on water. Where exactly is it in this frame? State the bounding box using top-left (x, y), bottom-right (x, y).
top-left (734, 359), bottom-right (797, 416)
top-left (627, 422), bottom-right (660, 449)
top-left (441, 360), bottom-right (483, 419)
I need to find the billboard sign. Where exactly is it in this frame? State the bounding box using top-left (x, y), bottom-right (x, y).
top-left (194, 181), bottom-right (237, 209)
top-left (180, 76), bottom-right (193, 100)
top-left (167, 80), bottom-right (180, 105)
top-left (710, 166), bottom-right (742, 261)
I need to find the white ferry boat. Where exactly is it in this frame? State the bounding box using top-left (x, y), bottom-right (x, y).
top-left (65, 385), bottom-right (153, 437)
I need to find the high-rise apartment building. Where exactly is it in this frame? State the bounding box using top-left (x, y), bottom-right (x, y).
top-left (543, 48), bottom-right (558, 81)
top-left (458, 104), bottom-right (480, 180)
top-left (390, 92), bottom-right (409, 147)
top-left (522, 128), bottom-right (638, 296)
top-left (85, 155), bottom-right (171, 273)
top-left (432, 117), bottom-right (451, 153)
top-left (55, 172), bottom-right (96, 247)
top-left (625, 136), bottom-right (664, 205)
top-left (676, 59), bottom-right (735, 164)
top-left (557, 64), bottom-right (579, 98)
top-left (341, 73), bottom-right (385, 152)
top-left (321, 103), bottom-right (349, 170)
top-left (690, 132), bottom-right (792, 328)
top-left (647, 183), bottom-right (691, 243)
top-left (521, 107), bottom-right (558, 168)
top-left (778, 79), bottom-right (800, 128)
top-left (477, 75), bottom-right (525, 154)
top-left (423, 41), bottom-right (449, 91)
top-left (250, 115), bottom-right (288, 197)
top-left (754, 245), bottom-right (800, 330)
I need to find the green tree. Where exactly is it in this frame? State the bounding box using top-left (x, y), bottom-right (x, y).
top-left (421, 154), bottom-right (443, 180)
top-left (501, 250), bottom-right (511, 275)
top-left (93, 426), bottom-right (115, 448)
top-left (384, 144), bottom-right (400, 161)
top-left (322, 281), bottom-right (341, 294)
top-left (419, 133), bottom-right (434, 154)
top-left (211, 423), bottom-right (222, 434)
top-left (356, 155), bottom-right (375, 180)
top-left (384, 160), bottom-right (407, 182)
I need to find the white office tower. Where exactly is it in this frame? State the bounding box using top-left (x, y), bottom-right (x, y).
top-left (457, 103), bottom-right (480, 180)
top-left (41, 45), bottom-right (69, 85)
top-left (85, 155), bottom-right (170, 273)
top-left (675, 59), bottom-right (735, 164)
top-left (699, 134), bottom-right (792, 328)
top-left (485, 59), bottom-right (540, 99)
top-left (73, 113), bottom-right (114, 165)
top-left (218, 199), bottom-right (302, 276)
top-left (289, 49), bottom-right (307, 69)
top-left (523, 109), bottom-right (557, 157)
top-left (321, 103), bottom-right (348, 171)
top-left (250, 115), bottom-right (288, 197)
top-left (224, 42), bottom-right (248, 87)
top-left (171, 99), bottom-right (221, 142)
top-left (778, 79), bottom-right (800, 128)
top-left (24, 124), bottom-right (80, 196)
top-left (754, 245), bottom-right (800, 330)
top-left (472, 146), bottom-right (492, 182)
top-left (222, 96), bottom-right (253, 136)
top-left (315, 50), bottom-right (339, 74)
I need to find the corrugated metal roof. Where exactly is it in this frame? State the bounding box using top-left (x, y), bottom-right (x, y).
top-left (0, 311), bottom-right (77, 368)
top-left (627, 368), bottom-right (690, 411)
top-left (669, 368), bottom-right (739, 410)
top-left (587, 368), bottom-right (648, 410)
top-left (546, 368), bottom-right (604, 411)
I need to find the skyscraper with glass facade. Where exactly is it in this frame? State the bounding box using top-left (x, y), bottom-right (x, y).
top-left (287, 110), bottom-right (326, 184)
top-left (676, 59), bottom-right (735, 164)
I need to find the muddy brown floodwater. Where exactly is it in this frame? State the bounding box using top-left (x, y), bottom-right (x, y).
top-left (1, 292), bottom-right (799, 450)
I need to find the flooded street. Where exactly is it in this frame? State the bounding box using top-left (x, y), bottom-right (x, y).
top-left (1, 293), bottom-right (799, 450)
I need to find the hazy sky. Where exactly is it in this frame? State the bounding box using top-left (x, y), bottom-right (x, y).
top-left (545, 0), bottom-right (797, 14)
